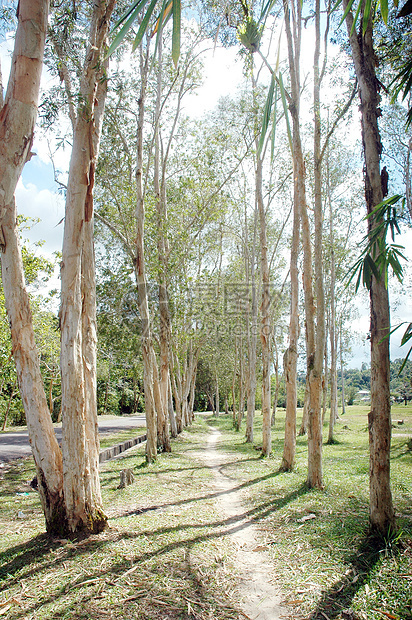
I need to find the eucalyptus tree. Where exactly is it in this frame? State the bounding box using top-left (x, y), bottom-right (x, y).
top-left (321, 140), bottom-right (361, 442)
top-left (0, 0), bottom-right (114, 535)
top-left (95, 35), bottom-right (199, 459)
top-left (0, 0), bottom-right (68, 534)
top-left (46, 0), bottom-right (117, 533)
top-left (342, 0), bottom-right (397, 536)
top-left (95, 246), bottom-right (142, 414)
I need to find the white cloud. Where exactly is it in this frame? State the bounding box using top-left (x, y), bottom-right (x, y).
top-left (16, 179), bottom-right (65, 257)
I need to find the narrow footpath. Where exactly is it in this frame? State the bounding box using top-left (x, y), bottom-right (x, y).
top-left (202, 426), bottom-right (285, 620)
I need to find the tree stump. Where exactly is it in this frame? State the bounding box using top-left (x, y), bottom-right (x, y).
top-left (118, 469), bottom-right (135, 489)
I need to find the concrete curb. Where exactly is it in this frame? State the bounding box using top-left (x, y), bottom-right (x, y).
top-left (99, 434), bottom-right (147, 463)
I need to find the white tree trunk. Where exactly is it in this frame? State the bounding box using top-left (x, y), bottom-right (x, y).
top-left (135, 42), bottom-right (158, 462)
top-left (60, 0), bottom-right (115, 533)
top-left (307, 0), bottom-right (325, 489)
top-left (154, 38), bottom-right (171, 452)
top-left (281, 200), bottom-right (300, 469)
top-left (246, 206), bottom-right (258, 442)
top-left (327, 199), bottom-right (338, 444)
top-left (256, 149), bottom-right (271, 456)
top-left (168, 374), bottom-right (178, 437)
top-left (0, 0), bottom-right (67, 534)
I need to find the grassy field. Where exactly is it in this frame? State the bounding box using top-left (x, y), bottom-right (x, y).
top-left (0, 405), bottom-right (411, 620)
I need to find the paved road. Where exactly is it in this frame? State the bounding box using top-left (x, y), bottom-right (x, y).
top-left (0, 416), bottom-right (146, 463)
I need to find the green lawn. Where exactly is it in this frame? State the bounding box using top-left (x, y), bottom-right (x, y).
top-left (0, 406), bottom-right (410, 620)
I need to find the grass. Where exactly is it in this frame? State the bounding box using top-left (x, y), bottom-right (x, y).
top-left (0, 406), bottom-right (411, 620)
top-left (214, 404), bottom-right (412, 620)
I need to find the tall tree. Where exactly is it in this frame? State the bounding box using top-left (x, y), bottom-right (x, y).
top-left (343, 0), bottom-right (396, 535)
top-left (0, 0), bottom-right (68, 534)
top-left (57, 0), bottom-right (116, 533)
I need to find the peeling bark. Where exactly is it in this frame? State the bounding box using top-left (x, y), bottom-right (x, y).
top-left (0, 0), bottom-right (68, 534)
top-left (60, 0), bottom-right (116, 533)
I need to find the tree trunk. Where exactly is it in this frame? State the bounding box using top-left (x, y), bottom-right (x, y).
top-left (215, 372), bottom-right (220, 416)
top-left (327, 197), bottom-right (338, 444)
top-left (340, 322), bottom-right (346, 414)
top-left (307, 0), bottom-right (325, 489)
top-left (246, 204), bottom-right (258, 443)
top-left (281, 197), bottom-right (300, 468)
top-left (236, 333), bottom-right (245, 431)
top-left (60, 0), bottom-right (115, 534)
top-left (171, 368), bottom-right (183, 433)
top-left (2, 378), bottom-right (17, 431)
top-left (134, 42), bottom-right (157, 462)
top-left (154, 38), bottom-right (171, 453)
top-left (282, 0), bottom-right (306, 469)
top-left (256, 146), bottom-right (271, 457)
top-left (168, 374), bottom-right (178, 437)
top-left (232, 350), bottom-right (237, 426)
top-left (0, 0), bottom-right (67, 535)
top-left (344, 1), bottom-right (395, 536)
top-left (272, 335), bottom-right (279, 426)
top-left (299, 381), bottom-right (309, 436)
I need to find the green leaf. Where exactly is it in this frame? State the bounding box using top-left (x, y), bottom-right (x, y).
top-left (346, 256), bottom-right (364, 291)
top-left (132, 0), bottom-right (159, 52)
top-left (149, 0), bottom-right (173, 72)
top-left (107, 0), bottom-right (148, 57)
top-left (380, 0), bottom-right (388, 22)
top-left (111, 0), bottom-right (146, 31)
top-left (362, 0), bottom-right (372, 34)
top-left (400, 323), bottom-right (412, 346)
top-left (172, 0), bottom-right (181, 67)
top-left (352, 0), bottom-right (363, 35)
top-left (259, 0), bottom-right (277, 24)
top-left (336, 0), bottom-right (357, 28)
top-left (258, 73), bottom-right (276, 155)
top-left (271, 82), bottom-right (278, 162)
top-left (279, 72), bottom-right (293, 154)
top-left (354, 262), bottom-right (363, 292)
top-left (398, 346), bottom-right (412, 373)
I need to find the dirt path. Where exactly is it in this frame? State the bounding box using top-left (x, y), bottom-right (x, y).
top-left (202, 426), bottom-right (285, 620)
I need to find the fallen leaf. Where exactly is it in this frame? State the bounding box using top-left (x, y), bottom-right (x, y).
top-left (0, 606), bottom-right (11, 616)
top-left (297, 514), bottom-right (316, 523)
top-left (373, 610), bottom-right (398, 620)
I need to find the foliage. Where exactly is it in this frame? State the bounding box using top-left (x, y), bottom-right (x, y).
top-left (331, 0), bottom-right (412, 125)
top-left (347, 195), bottom-right (406, 291)
top-left (107, 0), bottom-right (181, 66)
top-left (0, 222), bottom-right (59, 427)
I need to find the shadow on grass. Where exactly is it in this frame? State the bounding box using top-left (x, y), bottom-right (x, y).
top-left (307, 535), bottom-right (389, 620)
top-left (4, 483), bottom-right (309, 620)
top-left (0, 532), bottom-right (116, 593)
top-left (391, 440), bottom-right (412, 460)
top-left (116, 464), bottom-right (287, 519)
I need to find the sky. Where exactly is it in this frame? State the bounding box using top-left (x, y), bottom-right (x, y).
top-left (1, 20), bottom-right (411, 370)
